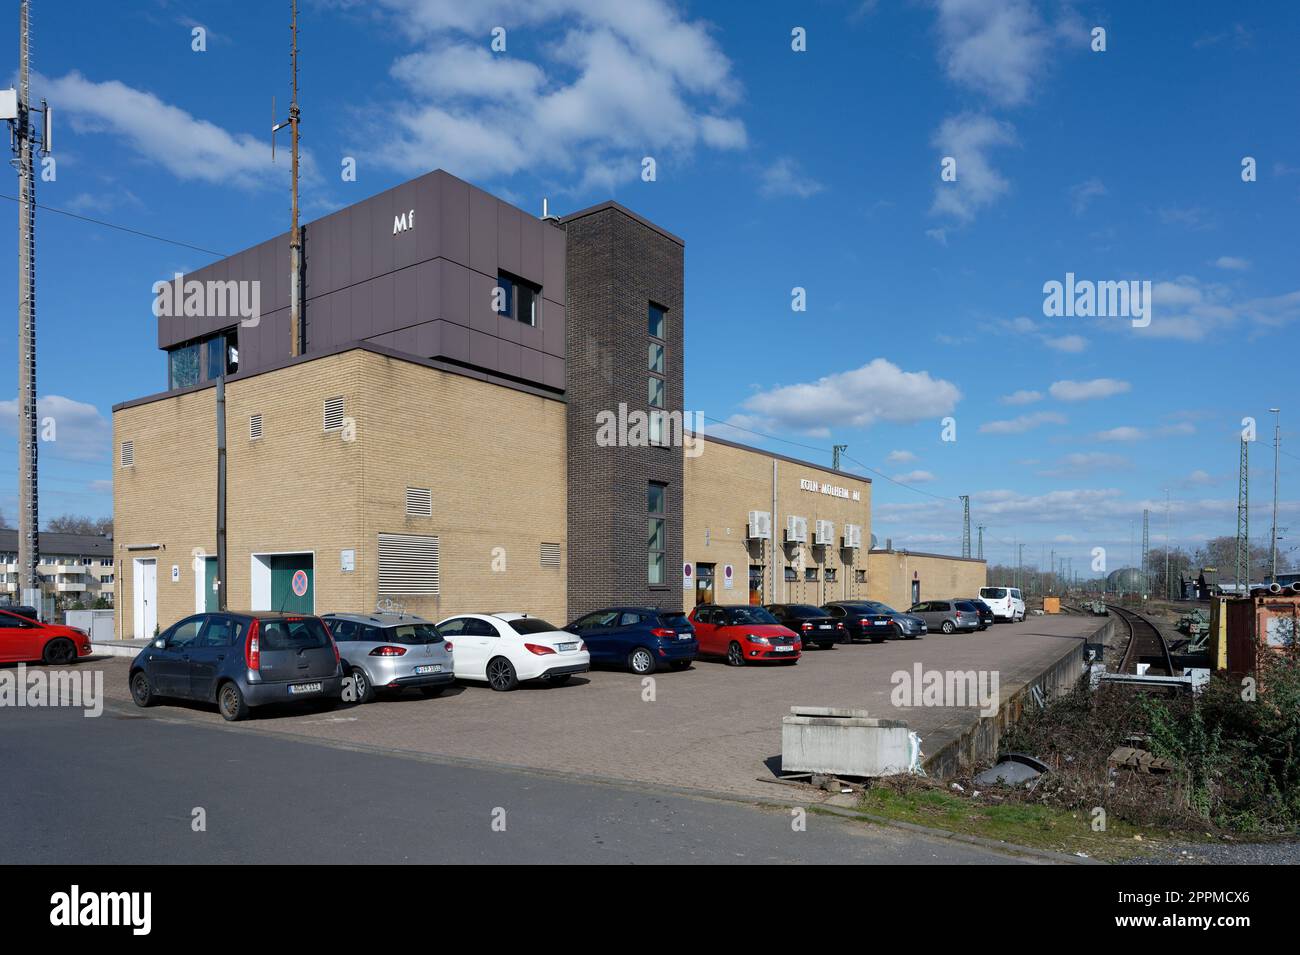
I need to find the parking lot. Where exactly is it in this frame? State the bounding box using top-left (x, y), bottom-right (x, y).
top-left (86, 614), bottom-right (1103, 799)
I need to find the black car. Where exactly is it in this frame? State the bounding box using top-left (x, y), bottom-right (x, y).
top-left (129, 611), bottom-right (344, 721)
top-left (823, 600), bottom-right (927, 640)
top-left (763, 604), bottom-right (844, 649)
top-left (961, 599), bottom-right (995, 629)
top-left (0, 604), bottom-right (39, 621)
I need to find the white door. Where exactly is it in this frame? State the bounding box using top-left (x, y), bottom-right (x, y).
top-left (133, 559), bottom-right (157, 638)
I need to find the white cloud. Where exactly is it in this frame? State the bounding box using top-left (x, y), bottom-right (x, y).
top-left (1094, 426), bottom-right (1144, 442)
top-left (758, 157), bottom-right (824, 199)
top-left (740, 359), bottom-right (961, 435)
top-left (1000, 389), bottom-right (1042, 405)
top-left (1214, 255), bottom-right (1251, 271)
top-left (1049, 378), bottom-right (1131, 401)
top-left (366, 0), bottom-right (746, 187)
top-left (931, 0), bottom-right (1051, 106)
top-left (1043, 334), bottom-right (1088, 353)
top-left (1069, 177), bottom-right (1107, 215)
top-left (1039, 452), bottom-right (1129, 477)
top-left (930, 112), bottom-right (1016, 222)
top-left (887, 449), bottom-right (917, 464)
top-left (979, 411), bottom-right (1067, 434)
top-left (893, 470), bottom-right (936, 484)
top-left (0, 395), bottom-right (110, 463)
top-left (39, 71), bottom-right (309, 190)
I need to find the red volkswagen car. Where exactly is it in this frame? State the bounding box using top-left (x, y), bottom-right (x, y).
top-left (687, 604), bottom-right (801, 666)
top-left (0, 608), bottom-right (93, 665)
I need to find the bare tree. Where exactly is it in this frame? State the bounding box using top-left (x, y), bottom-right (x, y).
top-left (44, 514), bottom-right (112, 537)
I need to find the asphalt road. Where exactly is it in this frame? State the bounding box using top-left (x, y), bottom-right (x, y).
top-left (1, 705), bottom-right (1029, 864)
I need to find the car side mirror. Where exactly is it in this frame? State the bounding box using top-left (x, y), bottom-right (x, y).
top-left (153, 638), bottom-right (166, 649)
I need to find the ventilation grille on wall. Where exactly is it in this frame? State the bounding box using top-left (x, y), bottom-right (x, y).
top-left (540, 542), bottom-right (562, 566)
top-left (249, 414), bottom-right (263, 441)
top-left (378, 533), bottom-right (439, 595)
top-left (405, 487), bottom-right (432, 517)
top-left (323, 396), bottom-right (345, 432)
top-left (120, 441), bottom-right (134, 468)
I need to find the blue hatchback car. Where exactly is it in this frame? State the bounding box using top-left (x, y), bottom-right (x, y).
top-left (564, 606), bottom-right (697, 674)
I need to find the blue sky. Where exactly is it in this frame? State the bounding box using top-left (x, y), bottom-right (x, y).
top-left (1, 0), bottom-right (1297, 575)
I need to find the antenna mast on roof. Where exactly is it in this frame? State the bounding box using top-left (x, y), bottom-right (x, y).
top-left (272, 0), bottom-right (302, 358)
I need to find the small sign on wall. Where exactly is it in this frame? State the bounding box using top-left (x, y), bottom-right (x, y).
top-left (171, 564), bottom-right (180, 583)
top-left (683, 562), bottom-right (693, 590)
top-left (341, 549), bottom-right (355, 573)
top-left (723, 564), bottom-right (734, 589)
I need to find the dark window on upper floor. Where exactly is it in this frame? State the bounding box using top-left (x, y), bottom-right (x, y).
top-left (497, 271), bottom-right (541, 326)
top-left (648, 302), bottom-right (667, 339)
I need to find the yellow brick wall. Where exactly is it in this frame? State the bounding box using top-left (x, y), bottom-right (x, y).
top-left (112, 388), bottom-right (217, 638)
top-left (866, 550), bottom-right (987, 611)
top-left (113, 350), bottom-right (568, 636)
top-left (682, 438), bottom-right (872, 610)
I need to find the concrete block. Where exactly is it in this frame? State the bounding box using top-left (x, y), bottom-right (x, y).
top-left (781, 706), bottom-right (912, 777)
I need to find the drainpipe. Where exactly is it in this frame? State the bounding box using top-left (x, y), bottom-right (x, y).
top-left (771, 459), bottom-right (779, 603)
top-left (216, 378), bottom-right (227, 611)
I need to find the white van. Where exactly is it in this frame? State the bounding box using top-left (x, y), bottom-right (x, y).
top-left (979, 586), bottom-right (1025, 623)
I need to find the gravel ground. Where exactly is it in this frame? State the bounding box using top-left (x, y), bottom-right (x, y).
top-left (1125, 839), bottom-right (1300, 865)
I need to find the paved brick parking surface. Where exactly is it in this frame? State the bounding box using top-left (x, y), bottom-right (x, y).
top-left (84, 614), bottom-right (1102, 799)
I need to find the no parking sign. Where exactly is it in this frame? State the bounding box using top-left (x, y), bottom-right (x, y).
top-left (291, 569), bottom-right (309, 598)
top-left (683, 562), bottom-right (693, 590)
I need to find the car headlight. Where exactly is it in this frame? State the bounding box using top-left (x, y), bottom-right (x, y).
top-left (747, 633), bottom-right (771, 645)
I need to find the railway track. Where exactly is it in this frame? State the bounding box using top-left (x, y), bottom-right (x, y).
top-left (1109, 604), bottom-right (1176, 676)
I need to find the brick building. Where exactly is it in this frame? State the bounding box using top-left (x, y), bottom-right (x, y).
top-left (113, 169), bottom-right (981, 638)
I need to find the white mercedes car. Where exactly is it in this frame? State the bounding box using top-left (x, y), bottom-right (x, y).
top-left (433, 612), bottom-right (590, 691)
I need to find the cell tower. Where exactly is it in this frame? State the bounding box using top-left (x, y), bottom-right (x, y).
top-left (4, 1), bottom-right (53, 611)
top-left (976, 524), bottom-right (985, 560)
top-left (1236, 435), bottom-right (1249, 591)
top-left (960, 495), bottom-right (970, 558)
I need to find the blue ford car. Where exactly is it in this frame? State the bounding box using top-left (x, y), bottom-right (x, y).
top-left (563, 606), bottom-right (697, 674)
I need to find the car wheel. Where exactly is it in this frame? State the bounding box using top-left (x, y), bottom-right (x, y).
top-left (629, 647), bottom-right (656, 675)
top-left (130, 670), bottom-right (157, 707)
top-left (419, 685), bottom-right (444, 698)
top-left (348, 666), bottom-right (374, 704)
top-left (941, 620), bottom-right (955, 634)
top-left (218, 681), bottom-right (249, 722)
top-left (726, 641), bottom-right (746, 667)
top-left (486, 656), bottom-right (519, 691)
top-left (42, 638), bottom-right (76, 665)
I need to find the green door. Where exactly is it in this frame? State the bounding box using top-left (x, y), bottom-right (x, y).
top-left (269, 555), bottom-right (314, 613)
top-left (203, 558), bottom-right (219, 612)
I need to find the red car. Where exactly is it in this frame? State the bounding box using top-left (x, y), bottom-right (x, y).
top-left (687, 604), bottom-right (801, 665)
top-left (0, 608), bottom-right (92, 665)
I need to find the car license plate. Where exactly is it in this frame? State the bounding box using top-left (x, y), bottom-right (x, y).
top-left (873, 620), bottom-right (888, 626)
top-left (818, 625), bottom-right (831, 629)
top-left (557, 642), bottom-right (578, 651)
top-left (289, 682), bottom-right (322, 695)
top-left (678, 633), bottom-right (692, 640)
top-left (414, 665), bottom-right (442, 675)
top-left (774, 645), bottom-right (794, 653)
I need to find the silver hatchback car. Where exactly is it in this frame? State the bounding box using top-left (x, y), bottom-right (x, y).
top-left (323, 612), bottom-right (454, 703)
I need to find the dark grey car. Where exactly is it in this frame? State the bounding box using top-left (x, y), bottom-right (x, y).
top-left (129, 612), bottom-right (344, 721)
top-left (323, 612), bottom-right (455, 702)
